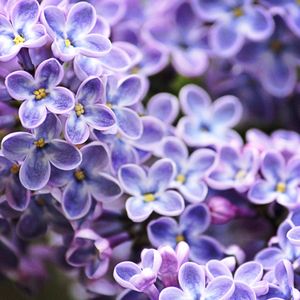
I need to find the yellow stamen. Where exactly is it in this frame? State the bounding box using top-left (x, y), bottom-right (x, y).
top-left (143, 193), bottom-right (155, 202)
top-left (75, 103), bottom-right (85, 117)
top-left (176, 174), bottom-right (186, 184)
top-left (13, 35), bottom-right (25, 45)
top-left (106, 103), bottom-right (113, 109)
top-left (65, 38), bottom-right (71, 47)
top-left (74, 169), bottom-right (85, 181)
top-left (297, 0), bottom-right (300, 5)
top-left (10, 164), bottom-right (20, 174)
top-left (276, 182), bottom-right (286, 193)
top-left (33, 88), bottom-right (47, 100)
top-left (270, 40), bottom-right (282, 52)
top-left (233, 7), bottom-right (243, 17)
top-left (235, 170), bottom-right (246, 180)
top-left (176, 234), bottom-right (185, 243)
top-left (34, 138), bottom-right (45, 148)
top-left (36, 198), bottom-right (46, 206)
top-left (131, 67), bottom-right (140, 74)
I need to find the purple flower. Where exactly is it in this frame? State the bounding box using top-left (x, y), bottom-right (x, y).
top-left (66, 229), bottom-right (112, 279)
top-left (193, 0), bottom-right (274, 57)
top-left (248, 150), bottom-right (300, 208)
top-left (94, 116), bottom-right (164, 173)
top-left (258, 259), bottom-right (300, 300)
top-left (5, 58), bottom-right (75, 128)
top-left (159, 262), bottom-right (207, 300)
top-left (65, 76), bottom-right (116, 145)
top-left (104, 75), bottom-right (145, 140)
top-left (0, 155), bottom-right (30, 211)
top-left (237, 16), bottom-right (300, 97)
top-left (144, 0), bottom-right (208, 77)
top-left (177, 84), bottom-right (243, 147)
top-left (49, 142), bottom-right (122, 220)
top-left (207, 145), bottom-right (260, 192)
top-left (114, 249), bottom-right (162, 299)
top-left (206, 259), bottom-right (267, 298)
top-left (158, 241), bottom-right (190, 287)
top-left (1, 113), bottom-right (82, 190)
top-left (118, 159), bottom-right (184, 222)
top-left (42, 2), bottom-right (111, 61)
top-left (160, 136), bottom-right (216, 203)
top-left (147, 203), bottom-right (225, 264)
top-left (0, 0), bottom-right (47, 62)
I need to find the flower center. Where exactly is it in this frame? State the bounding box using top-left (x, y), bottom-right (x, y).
top-left (143, 193), bottom-right (155, 202)
top-left (276, 182), bottom-right (286, 193)
top-left (106, 102), bottom-right (113, 109)
top-left (10, 164), bottom-right (20, 174)
top-left (74, 169), bottom-right (85, 181)
top-left (176, 174), bottom-right (186, 184)
top-left (270, 40), bottom-right (283, 53)
top-left (75, 103), bottom-right (85, 117)
top-left (36, 198), bottom-right (46, 206)
top-left (65, 38), bottom-right (72, 47)
top-left (235, 169), bottom-right (246, 180)
top-left (13, 34), bottom-right (25, 45)
top-left (34, 138), bottom-right (45, 148)
top-left (176, 234), bottom-right (185, 243)
top-left (297, 0), bottom-right (300, 5)
top-left (33, 88), bottom-right (47, 100)
top-left (233, 7), bottom-right (244, 17)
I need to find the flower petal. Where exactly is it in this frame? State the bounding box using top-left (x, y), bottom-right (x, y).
top-left (261, 151), bottom-right (284, 183)
top-left (204, 276), bottom-right (235, 300)
top-left (45, 87), bottom-right (75, 114)
top-left (287, 227), bottom-right (300, 246)
top-left (126, 196), bottom-right (153, 222)
top-left (234, 261), bottom-right (263, 285)
top-left (19, 149), bottom-right (50, 190)
top-left (118, 164), bottom-right (146, 196)
top-left (162, 136), bottom-right (188, 166)
top-left (65, 112), bottom-right (90, 144)
top-left (1, 132), bottom-right (34, 161)
top-left (46, 139), bottom-right (82, 170)
top-left (248, 180), bottom-right (277, 205)
top-left (42, 6), bottom-right (66, 38)
top-left (114, 261), bottom-right (140, 290)
top-left (76, 76), bottom-right (103, 106)
top-left (147, 217), bottom-right (178, 248)
top-left (19, 99), bottom-right (47, 128)
top-left (62, 181), bottom-right (91, 219)
top-left (206, 260), bottom-right (232, 279)
top-left (75, 34), bottom-right (111, 57)
top-left (230, 281), bottom-right (256, 300)
top-left (159, 287), bottom-right (185, 300)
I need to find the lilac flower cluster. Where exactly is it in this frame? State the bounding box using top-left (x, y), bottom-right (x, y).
top-left (1, 0), bottom-right (300, 299)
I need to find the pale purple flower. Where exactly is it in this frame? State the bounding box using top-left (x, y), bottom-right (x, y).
top-left (177, 84), bottom-right (243, 147)
top-left (144, 0), bottom-right (208, 77)
top-left (114, 249), bottom-right (162, 299)
top-left (66, 228), bottom-right (112, 279)
top-left (1, 113), bottom-right (82, 191)
top-left (49, 142), bottom-right (122, 220)
top-left (64, 76), bottom-right (116, 145)
top-left (193, 0), bottom-right (274, 57)
top-left (118, 159), bottom-right (184, 222)
top-left (207, 145), bottom-right (260, 192)
top-left (248, 151), bottom-right (300, 208)
top-left (236, 16), bottom-right (300, 97)
top-left (147, 203), bottom-right (225, 264)
top-left (5, 58), bottom-right (74, 128)
top-left (0, 0), bottom-right (47, 62)
top-left (103, 75), bottom-right (145, 140)
top-left (42, 2), bottom-right (111, 61)
top-left (160, 136), bottom-right (216, 203)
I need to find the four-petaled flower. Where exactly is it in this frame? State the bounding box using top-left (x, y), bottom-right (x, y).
top-left (5, 58), bottom-right (75, 128)
top-left (118, 158), bottom-right (184, 222)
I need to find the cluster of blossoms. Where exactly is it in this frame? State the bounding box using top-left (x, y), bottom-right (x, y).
top-left (1, 0), bottom-right (300, 299)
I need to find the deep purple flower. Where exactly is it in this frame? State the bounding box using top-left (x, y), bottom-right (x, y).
top-left (65, 76), bottom-right (116, 144)
top-left (5, 58), bottom-right (74, 128)
top-left (147, 203), bottom-right (225, 264)
top-left (42, 2), bottom-right (111, 61)
top-left (144, 0), bottom-right (208, 77)
top-left (49, 142), bottom-right (122, 220)
top-left (66, 228), bottom-right (112, 279)
top-left (118, 159), bottom-right (184, 222)
top-left (177, 84), bottom-right (243, 147)
top-left (1, 113), bottom-right (82, 190)
top-left (0, 155), bottom-right (30, 211)
top-left (193, 0), bottom-right (274, 57)
top-left (160, 136), bottom-right (216, 203)
top-left (0, 0), bottom-right (47, 62)
top-left (114, 249), bottom-right (162, 299)
top-left (207, 145), bottom-right (260, 192)
top-left (248, 150), bottom-right (300, 208)
top-left (236, 16), bottom-right (300, 97)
